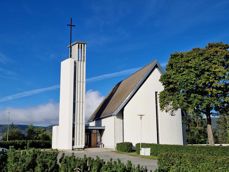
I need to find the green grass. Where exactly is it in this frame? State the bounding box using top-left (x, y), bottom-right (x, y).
top-left (115, 151), bottom-right (158, 160)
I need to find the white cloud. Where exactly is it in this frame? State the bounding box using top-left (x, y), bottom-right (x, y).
top-left (0, 67), bottom-right (137, 103)
top-left (0, 90), bottom-right (104, 126)
top-left (85, 90), bottom-right (104, 121)
top-left (0, 54), bottom-right (16, 79)
top-left (0, 67), bottom-right (16, 76)
top-left (0, 52), bottom-right (8, 64)
top-left (0, 85), bottom-right (59, 103)
top-left (87, 67), bottom-right (139, 82)
top-left (0, 102), bottom-right (59, 126)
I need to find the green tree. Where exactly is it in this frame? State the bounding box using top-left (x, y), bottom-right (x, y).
top-left (184, 113), bottom-right (207, 144)
top-left (160, 43), bottom-right (229, 145)
top-left (216, 115), bottom-right (229, 143)
top-left (26, 125), bottom-right (51, 141)
top-left (27, 125), bottom-right (37, 140)
top-left (2, 123), bottom-right (25, 141)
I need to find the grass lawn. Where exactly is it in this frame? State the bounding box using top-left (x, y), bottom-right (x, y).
top-left (115, 151), bottom-right (158, 160)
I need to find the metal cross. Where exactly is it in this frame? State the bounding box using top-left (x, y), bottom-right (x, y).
top-left (67, 17), bottom-right (75, 58)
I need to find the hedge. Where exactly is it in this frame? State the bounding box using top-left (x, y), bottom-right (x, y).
top-left (0, 140), bottom-right (51, 149)
top-left (2, 149), bottom-right (148, 172)
top-left (0, 151), bottom-right (7, 172)
top-left (116, 142), bottom-right (133, 152)
top-left (59, 154), bottom-right (147, 172)
top-left (136, 143), bottom-right (229, 156)
top-left (157, 152), bottom-right (229, 172)
top-left (7, 148), bottom-right (58, 172)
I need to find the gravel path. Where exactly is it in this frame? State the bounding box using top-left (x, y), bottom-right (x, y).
top-left (60, 148), bottom-right (157, 171)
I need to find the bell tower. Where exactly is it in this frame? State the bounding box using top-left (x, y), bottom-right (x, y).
top-left (52, 19), bottom-right (86, 150)
top-left (72, 42), bottom-right (86, 149)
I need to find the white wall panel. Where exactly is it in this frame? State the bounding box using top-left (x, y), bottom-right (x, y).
top-left (54, 58), bottom-right (74, 150)
top-left (114, 112), bottom-right (124, 146)
top-left (124, 67), bottom-right (183, 146)
top-left (52, 126), bottom-right (58, 149)
top-left (100, 117), bottom-right (115, 149)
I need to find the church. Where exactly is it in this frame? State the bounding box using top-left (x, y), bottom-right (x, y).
top-left (86, 60), bottom-right (184, 149)
top-left (52, 39), bottom-right (184, 150)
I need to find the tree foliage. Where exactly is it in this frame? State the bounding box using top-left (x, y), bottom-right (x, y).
top-left (216, 115), bottom-right (229, 143)
top-left (184, 113), bottom-right (207, 144)
top-left (4, 149), bottom-right (148, 172)
top-left (2, 124), bottom-right (51, 141)
top-left (27, 125), bottom-right (51, 141)
top-left (160, 43), bottom-right (229, 144)
top-left (2, 124), bottom-right (24, 141)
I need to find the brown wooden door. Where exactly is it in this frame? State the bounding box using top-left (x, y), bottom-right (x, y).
top-left (91, 133), bottom-right (97, 147)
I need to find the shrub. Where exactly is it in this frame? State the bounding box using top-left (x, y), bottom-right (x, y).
top-left (157, 152), bottom-right (229, 172)
top-left (3, 149), bottom-right (148, 172)
top-left (7, 148), bottom-right (58, 172)
top-left (35, 150), bottom-right (59, 172)
top-left (7, 148), bottom-right (38, 171)
top-left (27, 140), bottom-right (51, 149)
top-left (0, 140), bottom-right (51, 149)
top-left (136, 143), bottom-right (229, 156)
top-left (59, 154), bottom-right (148, 172)
top-left (0, 140), bottom-right (27, 149)
top-left (0, 151), bottom-right (7, 172)
top-left (116, 142), bottom-right (133, 152)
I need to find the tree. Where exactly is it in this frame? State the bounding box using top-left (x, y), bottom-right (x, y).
top-left (184, 113), bottom-right (207, 144)
top-left (27, 125), bottom-right (37, 140)
top-left (2, 124), bottom-right (25, 141)
top-left (26, 125), bottom-right (51, 141)
top-left (160, 43), bottom-right (229, 145)
top-left (216, 114), bottom-right (229, 143)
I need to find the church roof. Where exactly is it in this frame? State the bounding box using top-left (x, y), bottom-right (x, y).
top-left (88, 60), bottom-right (164, 122)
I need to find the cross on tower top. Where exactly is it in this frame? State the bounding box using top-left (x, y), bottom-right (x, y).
top-left (67, 17), bottom-right (75, 58)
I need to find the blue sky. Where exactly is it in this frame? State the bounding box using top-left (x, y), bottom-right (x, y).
top-left (0, 0), bottom-right (229, 125)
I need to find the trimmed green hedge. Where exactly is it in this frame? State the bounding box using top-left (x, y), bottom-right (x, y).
top-left (136, 143), bottom-right (229, 156)
top-left (0, 140), bottom-right (51, 149)
top-left (116, 142), bottom-right (133, 152)
top-left (7, 149), bottom-right (58, 172)
top-left (27, 140), bottom-right (51, 149)
top-left (0, 151), bottom-right (7, 172)
top-left (59, 154), bottom-right (147, 172)
top-left (2, 149), bottom-right (148, 172)
top-left (157, 152), bottom-right (229, 172)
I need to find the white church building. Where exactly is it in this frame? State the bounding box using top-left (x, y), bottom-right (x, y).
top-left (52, 40), bottom-right (184, 150)
top-left (87, 61), bottom-right (184, 149)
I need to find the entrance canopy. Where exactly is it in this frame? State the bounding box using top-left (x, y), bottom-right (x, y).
top-left (85, 125), bottom-right (105, 148)
top-left (85, 126), bottom-right (105, 130)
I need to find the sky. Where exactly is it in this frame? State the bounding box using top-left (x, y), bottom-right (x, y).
top-left (0, 0), bottom-right (229, 126)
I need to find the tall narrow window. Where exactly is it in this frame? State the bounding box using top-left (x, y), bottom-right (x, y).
top-left (155, 91), bottom-right (160, 144)
top-left (72, 61), bottom-right (76, 146)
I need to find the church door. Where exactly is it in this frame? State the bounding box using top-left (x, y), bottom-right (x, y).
top-left (91, 130), bottom-right (97, 147)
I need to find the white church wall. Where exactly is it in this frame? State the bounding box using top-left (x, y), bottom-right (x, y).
top-left (88, 121), bottom-right (95, 126)
top-left (114, 112), bottom-right (124, 146)
top-left (52, 126), bottom-right (58, 149)
top-left (124, 67), bottom-right (183, 146)
top-left (159, 109), bottom-right (183, 144)
top-left (90, 113), bottom-right (123, 149)
top-left (100, 117), bottom-right (115, 149)
top-left (57, 58), bottom-right (75, 150)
